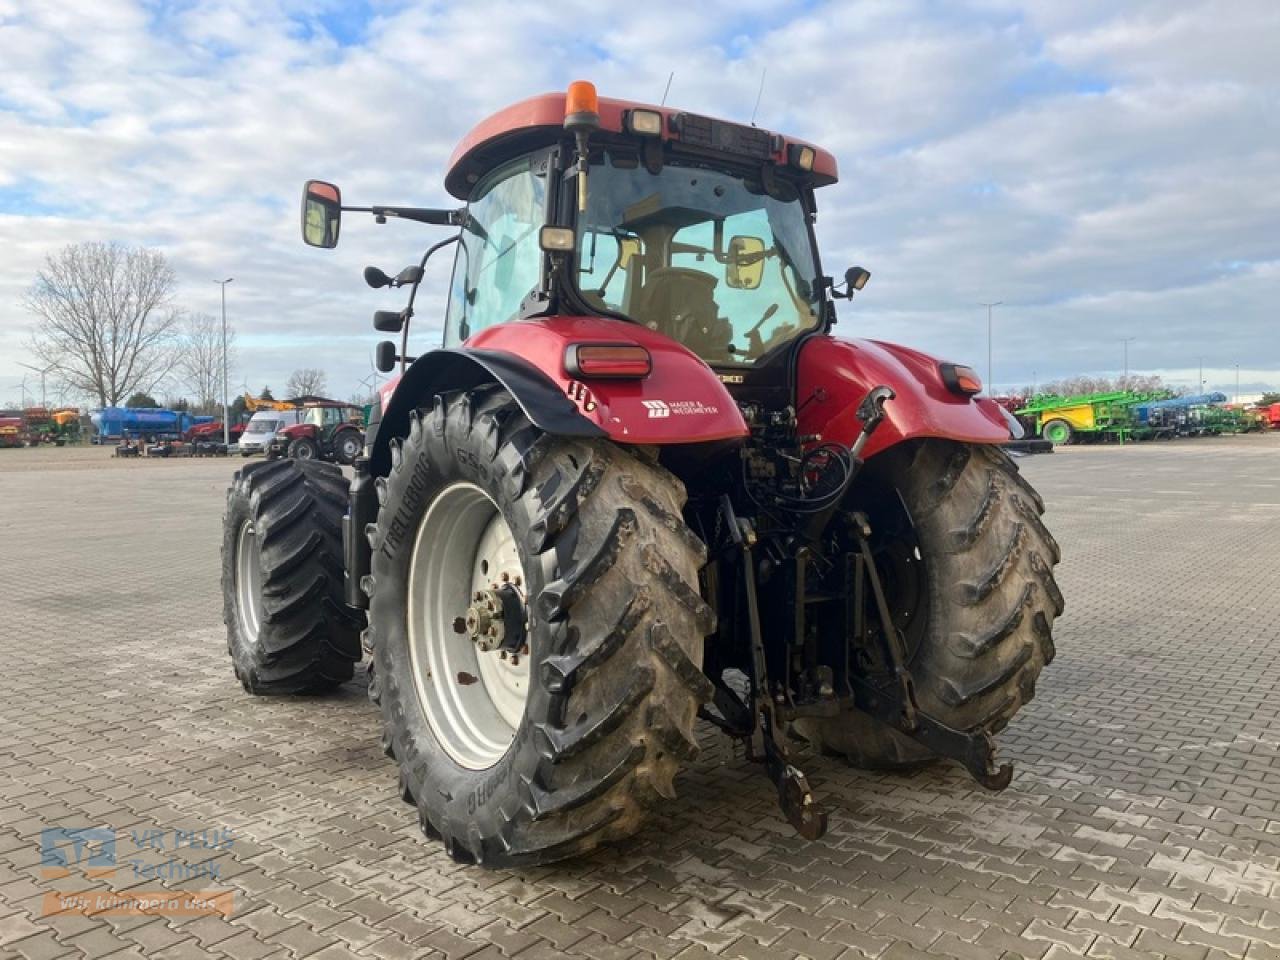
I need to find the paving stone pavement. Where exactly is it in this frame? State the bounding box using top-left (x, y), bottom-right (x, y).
top-left (1, 437), bottom-right (1278, 960)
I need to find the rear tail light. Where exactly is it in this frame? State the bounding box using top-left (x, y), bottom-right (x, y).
top-left (565, 343), bottom-right (652, 379)
top-left (940, 362), bottom-right (983, 396)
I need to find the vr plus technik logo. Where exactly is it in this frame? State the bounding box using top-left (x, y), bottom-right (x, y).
top-left (40, 827), bottom-right (116, 879)
top-left (39, 826), bottom-right (236, 917)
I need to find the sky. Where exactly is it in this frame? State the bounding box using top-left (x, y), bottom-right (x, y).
top-left (1, 0), bottom-right (1277, 406)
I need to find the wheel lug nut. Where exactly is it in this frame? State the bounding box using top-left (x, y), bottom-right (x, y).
top-left (501, 572), bottom-right (510, 582)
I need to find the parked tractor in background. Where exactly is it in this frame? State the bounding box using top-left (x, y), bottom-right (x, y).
top-left (221, 83), bottom-right (1061, 865)
top-left (267, 398), bottom-right (364, 464)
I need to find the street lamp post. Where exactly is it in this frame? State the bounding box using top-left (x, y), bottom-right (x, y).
top-left (1120, 337), bottom-right (1136, 383)
top-left (215, 278), bottom-right (234, 446)
top-left (979, 301), bottom-right (1002, 394)
top-left (1235, 363), bottom-right (1240, 404)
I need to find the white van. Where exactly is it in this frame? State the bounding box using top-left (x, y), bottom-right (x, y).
top-left (238, 409), bottom-right (303, 456)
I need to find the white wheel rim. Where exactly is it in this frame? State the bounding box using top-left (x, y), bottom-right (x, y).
top-left (341, 436), bottom-right (359, 459)
top-left (407, 482), bottom-right (530, 770)
top-left (235, 519), bottom-right (264, 647)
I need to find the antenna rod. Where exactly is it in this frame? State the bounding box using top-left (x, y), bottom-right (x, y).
top-left (750, 68), bottom-right (767, 126)
top-left (660, 71), bottom-right (674, 106)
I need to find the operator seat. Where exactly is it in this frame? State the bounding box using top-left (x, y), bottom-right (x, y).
top-left (633, 267), bottom-right (733, 361)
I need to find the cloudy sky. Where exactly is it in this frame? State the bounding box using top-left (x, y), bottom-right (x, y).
top-left (1, 0), bottom-right (1277, 406)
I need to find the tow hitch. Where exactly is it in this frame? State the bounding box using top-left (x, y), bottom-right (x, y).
top-left (720, 493), bottom-right (829, 841)
top-left (710, 384), bottom-right (1012, 841)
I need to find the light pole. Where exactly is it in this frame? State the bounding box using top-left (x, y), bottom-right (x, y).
top-left (1198, 357), bottom-right (1204, 393)
top-left (1235, 363), bottom-right (1240, 404)
top-left (1120, 337), bottom-right (1136, 384)
top-left (980, 301), bottom-right (1002, 394)
top-left (215, 278), bottom-right (234, 445)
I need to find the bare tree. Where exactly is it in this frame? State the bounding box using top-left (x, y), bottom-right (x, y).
top-left (286, 368), bottom-right (328, 398)
top-left (24, 242), bottom-right (180, 407)
top-left (177, 313), bottom-right (235, 413)
top-left (1027, 374), bottom-right (1171, 398)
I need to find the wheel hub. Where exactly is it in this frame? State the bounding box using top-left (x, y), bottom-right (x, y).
top-left (463, 583), bottom-right (526, 654)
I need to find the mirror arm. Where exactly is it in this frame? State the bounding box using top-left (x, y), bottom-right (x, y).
top-left (400, 307), bottom-right (414, 375)
top-left (342, 205), bottom-right (464, 226)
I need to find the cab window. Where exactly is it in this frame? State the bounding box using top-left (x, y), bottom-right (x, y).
top-left (445, 158), bottom-right (547, 346)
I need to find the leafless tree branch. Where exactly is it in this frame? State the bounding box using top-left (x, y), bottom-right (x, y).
top-left (24, 242), bottom-right (180, 407)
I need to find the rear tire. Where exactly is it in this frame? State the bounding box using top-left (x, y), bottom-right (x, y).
top-left (1042, 418), bottom-right (1073, 445)
top-left (221, 458), bottom-right (364, 694)
top-left (796, 441), bottom-right (1062, 770)
top-left (366, 387), bottom-right (713, 866)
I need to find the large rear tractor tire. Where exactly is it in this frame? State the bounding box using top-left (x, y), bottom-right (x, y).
top-left (366, 387), bottom-right (713, 866)
top-left (222, 458), bottom-right (365, 694)
top-left (796, 440), bottom-right (1062, 770)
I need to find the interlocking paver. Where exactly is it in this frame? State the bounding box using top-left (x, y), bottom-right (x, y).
top-left (1, 438), bottom-right (1280, 960)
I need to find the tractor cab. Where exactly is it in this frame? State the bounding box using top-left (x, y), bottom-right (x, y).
top-left (301, 83), bottom-right (862, 409)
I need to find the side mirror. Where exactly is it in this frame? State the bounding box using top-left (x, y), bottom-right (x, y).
top-left (844, 266), bottom-right (871, 297)
top-left (373, 310), bottom-right (405, 332)
top-left (726, 235), bottom-right (766, 290)
top-left (375, 340), bottom-right (397, 373)
top-left (301, 180), bottom-right (342, 248)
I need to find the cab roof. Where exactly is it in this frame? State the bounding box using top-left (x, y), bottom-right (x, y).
top-left (444, 91), bottom-right (839, 200)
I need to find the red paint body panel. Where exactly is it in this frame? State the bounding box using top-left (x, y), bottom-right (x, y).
top-left (277, 423), bottom-right (315, 441)
top-left (797, 337), bottom-right (1010, 459)
top-left (377, 375), bottom-right (401, 413)
top-left (445, 92), bottom-right (837, 199)
top-left (467, 317), bottom-right (748, 444)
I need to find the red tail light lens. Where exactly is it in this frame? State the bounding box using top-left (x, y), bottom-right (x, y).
top-left (565, 343), bottom-right (652, 379)
top-left (940, 362), bottom-right (983, 395)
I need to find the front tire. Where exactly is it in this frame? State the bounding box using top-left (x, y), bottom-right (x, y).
top-left (335, 430), bottom-right (361, 465)
top-left (221, 459), bottom-right (364, 694)
top-left (797, 441), bottom-right (1062, 770)
top-left (367, 388), bottom-right (713, 866)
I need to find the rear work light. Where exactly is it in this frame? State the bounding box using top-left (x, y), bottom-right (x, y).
top-left (787, 143), bottom-right (816, 171)
top-left (626, 109), bottom-right (663, 136)
top-left (940, 362), bottom-right (983, 396)
top-left (565, 343), bottom-right (652, 379)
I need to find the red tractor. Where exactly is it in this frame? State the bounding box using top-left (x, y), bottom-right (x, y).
top-left (222, 83), bottom-right (1061, 866)
top-left (267, 398), bottom-right (364, 464)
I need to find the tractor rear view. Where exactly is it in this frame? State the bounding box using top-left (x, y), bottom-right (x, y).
top-left (221, 82), bottom-right (1062, 865)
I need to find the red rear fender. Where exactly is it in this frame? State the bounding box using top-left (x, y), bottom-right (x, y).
top-left (467, 317), bottom-right (748, 444)
top-left (797, 336), bottom-right (1010, 459)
